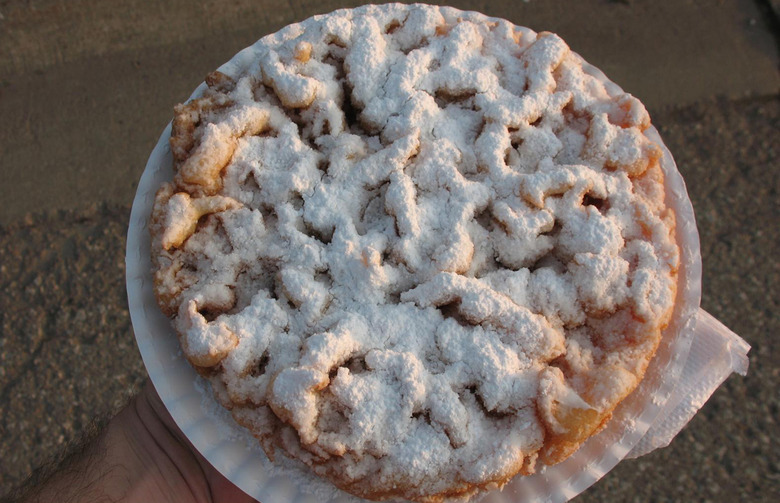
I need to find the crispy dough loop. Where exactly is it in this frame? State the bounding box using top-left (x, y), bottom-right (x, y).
top-left (175, 297), bottom-right (239, 367)
top-left (261, 49), bottom-right (320, 108)
top-left (170, 93), bottom-right (234, 168)
top-left (156, 187), bottom-right (242, 250)
top-left (205, 70), bottom-right (237, 93)
top-left (170, 71), bottom-right (237, 167)
top-left (175, 105), bottom-right (271, 194)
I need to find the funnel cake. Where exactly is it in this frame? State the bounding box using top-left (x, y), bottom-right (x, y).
top-left (150, 4), bottom-right (679, 502)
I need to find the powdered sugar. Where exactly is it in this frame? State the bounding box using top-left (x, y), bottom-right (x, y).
top-left (149, 4), bottom-right (679, 501)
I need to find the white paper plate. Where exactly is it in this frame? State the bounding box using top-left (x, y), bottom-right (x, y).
top-left (127, 6), bottom-right (702, 502)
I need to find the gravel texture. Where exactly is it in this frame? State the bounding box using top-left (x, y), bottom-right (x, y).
top-left (0, 205), bottom-right (146, 493)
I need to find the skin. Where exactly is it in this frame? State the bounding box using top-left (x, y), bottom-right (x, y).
top-left (11, 381), bottom-right (257, 503)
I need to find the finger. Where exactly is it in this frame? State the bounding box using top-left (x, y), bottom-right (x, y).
top-left (142, 380), bottom-right (260, 502)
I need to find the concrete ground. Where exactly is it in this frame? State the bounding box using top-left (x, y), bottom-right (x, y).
top-left (0, 0), bottom-right (778, 501)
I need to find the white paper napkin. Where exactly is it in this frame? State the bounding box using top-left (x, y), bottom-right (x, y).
top-left (627, 309), bottom-right (750, 459)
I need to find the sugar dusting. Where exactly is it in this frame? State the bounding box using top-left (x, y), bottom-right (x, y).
top-left (150, 4), bottom-right (679, 501)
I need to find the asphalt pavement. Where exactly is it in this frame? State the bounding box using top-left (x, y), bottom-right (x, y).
top-left (0, 1), bottom-right (778, 501)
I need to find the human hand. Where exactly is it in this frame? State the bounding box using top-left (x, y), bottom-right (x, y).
top-left (15, 380), bottom-right (257, 503)
top-left (127, 380), bottom-right (259, 503)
